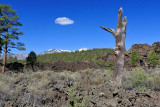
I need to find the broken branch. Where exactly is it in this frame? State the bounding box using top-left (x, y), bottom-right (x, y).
top-left (99, 25), bottom-right (117, 36)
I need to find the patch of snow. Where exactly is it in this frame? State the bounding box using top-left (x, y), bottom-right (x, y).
top-left (78, 48), bottom-right (88, 51)
top-left (48, 49), bottom-right (53, 51)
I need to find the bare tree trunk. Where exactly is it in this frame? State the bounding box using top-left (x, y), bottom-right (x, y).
top-left (99, 8), bottom-right (127, 85)
top-left (2, 31), bottom-right (8, 73)
top-left (31, 64), bottom-right (34, 72)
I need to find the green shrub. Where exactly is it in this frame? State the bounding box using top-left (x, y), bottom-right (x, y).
top-left (123, 68), bottom-right (160, 91)
top-left (148, 50), bottom-right (160, 68)
top-left (107, 61), bottom-right (114, 68)
top-left (139, 86), bottom-right (149, 91)
top-left (18, 59), bottom-right (26, 63)
top-left (7, 56), bottom-right (18, 63)
top-left (104, 70), bottom-right (113, 77)
top-left (130, 51), bottom-right (140, 67)
top-left (94, 59), bottom-right (107, 67)
top-left (91, 77), bottom-right (103, 85)
top-left (129, 69), bottom-right (148, 87)
top-left (67, 87), bottom-right (87, 107)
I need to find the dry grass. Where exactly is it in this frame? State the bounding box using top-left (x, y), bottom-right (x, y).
top-left (122, 68), bottom-right (160, 91)
top-left (1, 68), bottom-right (160, 106)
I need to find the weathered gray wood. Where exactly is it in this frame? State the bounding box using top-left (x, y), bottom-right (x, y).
top-left (100, 7), bottom-right (127, 85)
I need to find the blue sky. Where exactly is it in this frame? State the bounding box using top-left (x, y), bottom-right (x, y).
top-left (0, 0), bottom-right (160, 54)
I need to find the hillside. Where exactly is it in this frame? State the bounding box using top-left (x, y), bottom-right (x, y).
top-left (37, 48), bottom-right (113, 63)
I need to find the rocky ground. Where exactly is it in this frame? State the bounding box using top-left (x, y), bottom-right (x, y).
top-left (1, 68), bottom-right (160, 107)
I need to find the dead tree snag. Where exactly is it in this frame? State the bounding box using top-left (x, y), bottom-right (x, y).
top-left (99, 8), bottom-right (127, 85)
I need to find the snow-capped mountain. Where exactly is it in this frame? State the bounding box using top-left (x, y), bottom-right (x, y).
top-left (38, 49), bottom-right (71, 55)
top-left (73, 48), bottom-right (89, 52)
top-left (39, 48), bottom-right (88, 55)
top-left (0, 48), bottom-right (88, 60)
top-left (78, 48), bottom-right (88, 51)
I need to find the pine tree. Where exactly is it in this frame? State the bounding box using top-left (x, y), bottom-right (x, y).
top-left (26, 51), bottom-right (37, 71)
top-left (0, 8), bottom-right (4, 54)
top-left (7, 56), bottom-right (14, 63)
top-left (13, 56), bottom-right (18, 62)
top-left (0, 4), bottom-right (25, 73)
top-left (130, 51), bottom-right (141, 67)
top-left (7, 56), bottom-right (18, 63)
top-left (148, 50), bottom-right (160, 68)
top-left (0, 35), bottom-right (4, 54)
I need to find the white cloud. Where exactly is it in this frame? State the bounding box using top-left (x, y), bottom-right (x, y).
top-left (55, 17), bottom-right (74, 25)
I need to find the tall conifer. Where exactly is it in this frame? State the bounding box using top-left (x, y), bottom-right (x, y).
top-left (0, 4), bottom-right (25, 73)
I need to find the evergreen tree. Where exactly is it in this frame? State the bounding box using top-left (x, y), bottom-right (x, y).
top-left (130, 51), bottom-right (141, 67)
top-left (0, 4), bottom-right (25, 73)
top-left (26, 51), bottom-right (37, 71)
top-left (7, 56), bottom-right (14, 63)
top-left (148, 50), bottom-right (160, 68)
top-left (0, 37), bottom-right (4, 54)
top-left (0, 8), bottom-right (4, 54)
top-left (14, 56), bottom-right (18, 62)
top-left (7, 56), bottom-right (18, 63)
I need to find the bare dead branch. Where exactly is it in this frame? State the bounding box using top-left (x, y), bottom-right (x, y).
top-left (99, 25), bottom-right (117, 36)
top-left (123, 16), bottom-right (127, 22)
top-left (117, 7), bottom-right (123, 28)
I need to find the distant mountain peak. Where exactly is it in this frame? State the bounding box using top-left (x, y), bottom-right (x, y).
top-left (1, 48), bottom-right (88, 60)
top-left (48, 49), bottom-right (53, 51)
top-left (39, 49), bottom-right (71, 55)
top-left (78, 48), bottom-right (88, 51)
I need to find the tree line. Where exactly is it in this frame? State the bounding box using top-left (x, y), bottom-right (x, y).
top-left (7, 49), bottom-right (160, 71)
top-left (37, 48), bottom-right (113, 63)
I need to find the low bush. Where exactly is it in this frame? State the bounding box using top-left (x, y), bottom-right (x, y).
top-left (107, 61), bottom-right (114, 69)
top-left (94, 59), bottom-right (107, 67)
top-left (123, 68), bottom-right (160, 91)
top-left (67, 87), bottom-right (87, 107)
